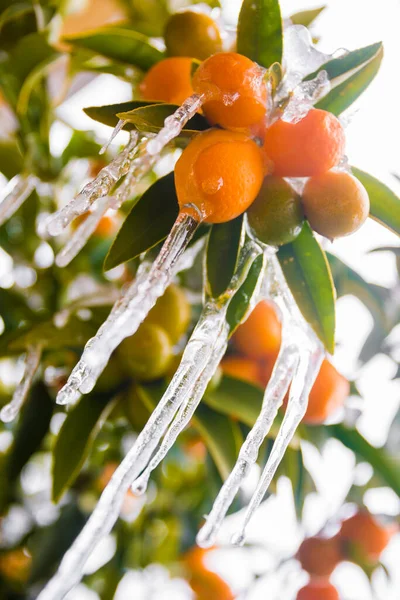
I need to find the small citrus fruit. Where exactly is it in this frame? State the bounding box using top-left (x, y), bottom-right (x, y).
top-left (140, 57), bottom-right (194, 105)
top-left (175, 128), bottom-right (265, 223)
top-left (297, 581), bottom-right (340, 600)
top-left (164, 11), bottom-right (222, 60)
top-left (146, 284), bottom-right (191, 344)
top-left (298, 535), bottom-right (342, 577)
top-left (184, 547), bottom-right (234, 600)
top-left (303, 359), bottom-right (349, 424)
top-left (247, 175), bottom-right (304, 246)
top-left (192, 52), bottom-right (268, 130)
top-left (221, 356), bottom-right (264, 387)
top-left (264, 109), bottom-right (345, 177)
top-left (338, 511), bottom-right (396, 563)
top-left (302, 171), bottom-right (370, 239)
top-left (233, 300), bottom-right (281, 359)
top-left (118, 322), bottom-right (173, 381)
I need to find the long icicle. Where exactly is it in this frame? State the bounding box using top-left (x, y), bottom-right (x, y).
top-left (56, 210), bottom-right (201, 405)
top-left (0, 174), bottom-right (37, 227)
top-left (0, 346), bottom-right (42, 423)
top-left (231, 346), bottom-right (324, 546)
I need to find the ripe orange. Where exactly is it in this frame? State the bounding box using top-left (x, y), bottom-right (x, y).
top-left (298, 536), bottom-right (342, 578)
top-left (221, 356), bottom-right (264, 387)
top-left (297, 581), bottom-right (340, 600)
top-left (192, 52), bottom-right (268, 130)
top-left (164, 11), bottom-right (222, 60)
top-left (304, 359), bottom-right (349, 425)
top-left (264, 109), bottom-right (345, 177)
top-left (184, 547), bottom-right (234, 600)
top-left (140, 57), bottom-right (194, 105)
top-left (233, 300), bottom-right (282, 360)
top-left (175, 128), bottom-right (265, 223)
top-left (338, 511), bottom-right (396, 563)
top-left (302, 171), bottom-right (370, 239)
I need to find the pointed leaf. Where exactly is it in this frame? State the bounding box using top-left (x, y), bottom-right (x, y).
top-left (64, 27), bottom-right (164, 70)
top-left (226, 253), bottom-right (265, 335)
top-left (117, 103), bottom-right (209, 137)
top-left (104, 172), bottom-right (179, 271)
top-left (315, 46), bottom-right (383, 115)
top-left (205, 216), bottom-right (245, 299)
top-left (84, 101), bottom-right (158, 130)
top-left (290, 7), bottom-right (325, 27)
top-left (278, 222), bottom-right (336, 353)
top-left (352, 167), bottom-right (400, 236)
top-left (237, 0), bottom-right (283, 68)
top-left (204, 375), bottom-right (263, 427)
top-left (0, 141), bottom-right (24, 179)
top-left (305, 42), bottom-right (382, 83)
top-left (52, 391), bottom-right (117, 502)
top-left (8, 316), bottom-right (96, 352)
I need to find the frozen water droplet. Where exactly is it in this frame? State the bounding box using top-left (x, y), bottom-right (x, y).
top-left (131, 474), bottom-right (148, 496)
top-left (0, 346), bottom-right (42, 423)
top-left (99, 119), bottom-right (127, 155)
top-left (230, 532), bottom-right (245, 547)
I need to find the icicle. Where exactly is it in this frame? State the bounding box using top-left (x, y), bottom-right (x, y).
top-left (281, 70), bottom-right (331, 123)
top-left (55, 196), bottom-right (110, 267)
top-left (46, 131), bottom-right (139, 236)
top-left (146, 94), bottom-right (204, 156)
top-left (99, 118), bottom-right (127, 155)
top-left (56, 210), bottom-right (201, 405)
top-left (231, 347), bottom-right (324, 546)
top-left (0, 174), bottom-right (37, 227)
top-left (0, 346), bottom-right (42, 423)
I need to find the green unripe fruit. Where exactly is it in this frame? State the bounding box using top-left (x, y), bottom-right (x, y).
top-left (118, 323), bottom-right (173, 382)
top-left (247, 176), bottom-right (304, 246)
top-left (164, 11), bottom-right (223, 61)
top-left (147, 284), bottom-right (191, 344)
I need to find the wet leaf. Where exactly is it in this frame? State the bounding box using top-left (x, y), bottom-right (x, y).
top-left (85, 100), bottom-right (165, 130)
top-left (64, 27), bottom-right (164, 70)
top-left (306, 42), bottom-right (382, 83)
top-left (117, 103), bottom-right (209, 136)
top-left (8, 316), bottom-right (96, 353)
top-left (226, 253), bottom-right (265, 335)
top-left (278, 222), bottom-right (336, 353)
top-left (290, 6), bottom-right (325, 27)
top-left (237, 0), bottom-right (283, 69)
top-left (205, 216), bottom-right (245, 299)
top-left (52, 391), bottom-right (117, 502)
top-left (104, 172), bottom-right (179, 271)
top-left (7, 382), bottom-right (53, 482)
top-left (315, 45), bottom-right (383, 115)
top-left (352, 167), bottom-right (400, 236)
top-left (0, 141), bottom-right (24, 179)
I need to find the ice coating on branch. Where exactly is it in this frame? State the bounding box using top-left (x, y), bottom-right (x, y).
top-left (46, 131), bottom-right (139, 236)
top-left (146, 93), bottom-right (204, 156)
top-left (283, 25), bottom-right (333, 87)
top-left (0, 174), bottom-right (37, 227)
top-left (56, 213), bottom-right (201, 406)
top-left (282, 70), bottom-right (331, 123)
top-left (0, 346), bottom-right (42, 423)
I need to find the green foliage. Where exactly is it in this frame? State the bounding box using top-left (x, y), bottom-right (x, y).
top-left (117, 103), bottom-right (209, 136)
top-left (237, 0), bottom-right (283, 68)
top-left (226, 253), bottom-right (266, 335)
top-left (353, 168), bottom-right (400, 236)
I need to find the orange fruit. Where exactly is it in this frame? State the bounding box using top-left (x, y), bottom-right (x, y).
top-left (164, 11), bottom-right (222, 60)
top-left (221, 356), bottom-right (264, 387)
top-left (233, 300), bottom-right (282, 360)
top-left (140, 57), bottom-right (194, 105)
top-left (72, 214), bottom-right (117, 238)
top-left (338, 511), bottom-right (396, 563)
top-left (184, 547), bottom-right (234, 600)
top-left (247, 175), bottom-right (304, 246)
top-left (303, 359), bottom-right (349, 425)
top-left (146, 284), bottom-right (191, 344)
top-left (192, 52), bottom-right (268, 130)
top-left (302, 171), bottom-right (370, 239)
top-left (175, 128), bottom-right (265, 223)
top-left (264, 109), bottom-right (345, 177)
top-left (297, 581), bottom-right (340, 600)
top-left (118, 323), bottom-right (173, 382)
top-left (298, 536), bottom-right (342, 578)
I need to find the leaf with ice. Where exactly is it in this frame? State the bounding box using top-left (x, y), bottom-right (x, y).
top-left (283, 25), bottom-right (333, 88)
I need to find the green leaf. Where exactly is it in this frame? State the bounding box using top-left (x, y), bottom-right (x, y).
top-left (315, 45), bottom-right (383, 115)
top-left (7, 316), bottom-right (96, 353)
top-left (104, 172), bottom-right (179, 271)
top-left (226, 253), bottom-right (265, 335)
top-left (61, 130), bottom-right (102, 165)
top-left (84, 101), bottom-right (165, 130)
top-left (306, 42), bottom-right (382, 83)
top-left (290, 6), bottom-right (325, 27)
top-left (52, 391), bottom-right (117, 502)
top-left (17, 52), bottom-right (60, 114)
top-left (0, 141), bottom-right (23, 179)
top-left (327, 424), bottom-right (400, 496)
top-left (64, 27), bottom-right (164, 70)
top-left (205, 216), bottom-right (245, 299)
top-left (352, 168), bottom-right (400, 236)
top-left (237, 0), bottom-right (283, 69)
top-left (278, 222), bottom-right (336, 353)
top-left (193, 404), bottom-right (243, 480)
top-left (117, 104), bottom-right (209, 137)
top-left (7, 382), bottom-right (53, 482)
top-left (204, 375), bottom-right (264, 427)
top-left (10, 32), bottom-right (58, 84)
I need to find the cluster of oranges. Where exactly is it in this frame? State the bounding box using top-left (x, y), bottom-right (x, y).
top-left (139, 14), bottom-right (370, 237)
top-left (296, 510), bottom-right (397, 599)
top-left (222, 300), bottom-right (349, 425)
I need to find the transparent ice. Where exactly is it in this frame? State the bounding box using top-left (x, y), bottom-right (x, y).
top-left (281, 70), bottom-right (331, 123)
top-left (282, 25), bottom-right (333, 89)
top-left (0, 174), bottom-right (37, 227)
top-left (0, 346), bottom-right (42, 423)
